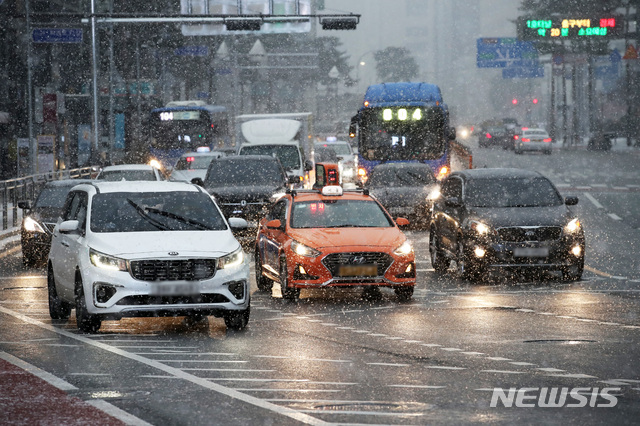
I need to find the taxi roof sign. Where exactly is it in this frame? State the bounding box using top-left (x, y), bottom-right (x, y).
top-left (321, 185), bottom-right (343, 196)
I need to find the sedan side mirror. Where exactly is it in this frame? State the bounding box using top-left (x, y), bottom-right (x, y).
top-left (304, 160), bottom-right (313, 171)
top-left (266, 219), bottom-right (282, 230)
top-left (59, 220), bottom-right (80, 234)
top-left (565, 196), bottom-right (579, 206)
top-left (191, 177), bottom-right (204, 187)
top-left (17, 200), bottom-right (32, 210)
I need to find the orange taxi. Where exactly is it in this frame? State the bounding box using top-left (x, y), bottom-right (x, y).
top-left (255, 163), bottom-right (416, 301)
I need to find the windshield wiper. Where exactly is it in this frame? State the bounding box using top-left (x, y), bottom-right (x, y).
top-left (126, 199), bottom-right (169, 231)
top-left (144, 207), bottom-right (214, 230)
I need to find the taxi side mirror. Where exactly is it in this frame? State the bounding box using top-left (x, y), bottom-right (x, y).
top-left (395, 217), bottom-right (410, 227)
top-left (266, 219), bottom-right (282, 229)
top-left (304, 160), bottom-right (313, 171)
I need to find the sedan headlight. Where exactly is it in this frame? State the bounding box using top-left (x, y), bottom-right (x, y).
top-left (291, 240), bottom-right (321, 257)
top-left (564, 218), bottom-right (582, 234)
top-left (469, 220), bottom-right (492, 236)
top-left (23, 217), bottom-right (45, 233)
top-left (393, 240), bottom-right (413, 256)
top-left (89, 248), bottom-right (128, 271)
top-left (218, 246), bottom-right (244, 269)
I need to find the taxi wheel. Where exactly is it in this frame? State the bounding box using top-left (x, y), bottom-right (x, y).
top-left (279, 258), bottom-right (300, 301)
top-left (362, 286), bottom-right (382, 302)
top-left (48, 264), bottom-right (71, 321)
top-left (394, 286), bottom-right (414, 302)
top-left (429, 229), bottom-right (449, 274)
top-left (254, 248), bottom-right (272, 292)
top-left (75, 274), bottom-right (101, 333)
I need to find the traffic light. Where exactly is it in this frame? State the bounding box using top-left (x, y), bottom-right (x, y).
top-left (512, 98), bottom-right (518, 105)
top-left (532, 98), bottom-right (539, 104)
top-left (320, 17), bottom-right (359, 30)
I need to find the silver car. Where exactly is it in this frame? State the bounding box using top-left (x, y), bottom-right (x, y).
top-left (514, 128), bottom-right (553, 155)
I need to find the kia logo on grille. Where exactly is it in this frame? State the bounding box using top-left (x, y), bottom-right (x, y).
top-left (168, 252), bottom-right (179, 256)
top-left (240, 200), bottom-right (247, 207)
top-left (525, 231), bottom-right (536, 238)
top-left (350, 255), bottom-right (367, 264)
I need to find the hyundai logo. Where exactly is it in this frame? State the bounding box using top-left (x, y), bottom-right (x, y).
top-left (168, 252), bottom-right (179, 256)
top-left (349, 255), bottom-right (367, 264)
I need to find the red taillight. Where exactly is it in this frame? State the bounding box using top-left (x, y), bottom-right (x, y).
top-left (514, 135), bottom-right (519, 140)
top-left (486, 133), bottom-right (492, 138)
top-left (543, 138), bottom-right (552, 142)
top-left (521, 138), bottom-right (531, 142)
top-left (186, 156), bottom-right (195, 162)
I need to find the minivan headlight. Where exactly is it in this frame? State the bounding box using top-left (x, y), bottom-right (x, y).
top-left (23, 217), bottom-right (45, 233)
top-left (90, 248), bottom-right (128, 271)
top-left (218, 246), bottom-right (244, 269)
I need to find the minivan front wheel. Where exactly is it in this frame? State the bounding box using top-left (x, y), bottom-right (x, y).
top-left (75, 275), bottom-right (101, 333)
top-left (48, 264), bottom-right (71, 321)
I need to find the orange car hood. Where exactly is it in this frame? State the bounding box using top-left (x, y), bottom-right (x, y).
top-left (288, 227), bottom-right (406, 250)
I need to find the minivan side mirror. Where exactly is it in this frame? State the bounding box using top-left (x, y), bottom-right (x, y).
top-left (565, 196), bottom-right (579, 206)
top-left (304, 160), bottom-right (313, 171)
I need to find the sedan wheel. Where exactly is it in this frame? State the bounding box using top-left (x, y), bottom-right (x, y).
top-left (562, 257), bottom-right (584, 282)
top-left (75, 276), bottom-right (101, 333)
top-left (279, 258), bottom-right (300, 301)
top-left (254, 248), bottom-right (272, 292)
top-left (48, 264), bottom-right (71, 321)
top-left (429, 229), bottom-right (449, 274)
top-left (456, 239), bottom-right (479, 281)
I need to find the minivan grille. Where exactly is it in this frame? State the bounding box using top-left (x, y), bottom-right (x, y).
top-left (497, 226), bottom-right (562, 242)
top-left (129, 259), bottom-right (217, 281)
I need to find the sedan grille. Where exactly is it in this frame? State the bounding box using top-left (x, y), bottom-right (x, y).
top-left (129, 259), bottom-right (217, 281)
top-left (322, 252), bottom-right (393, 277)
top-left (497, 226), bottom-right (562, 242)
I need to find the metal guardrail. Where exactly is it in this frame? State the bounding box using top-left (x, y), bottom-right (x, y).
top-left (0, 167), bottom-right (96, 231)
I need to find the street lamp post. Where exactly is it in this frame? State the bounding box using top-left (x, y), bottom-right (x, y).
top-left (355, 50), bottom-right (376, 93)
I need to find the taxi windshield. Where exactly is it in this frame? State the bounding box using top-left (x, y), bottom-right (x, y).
top-left (291, 199), bottom-right (393, 229)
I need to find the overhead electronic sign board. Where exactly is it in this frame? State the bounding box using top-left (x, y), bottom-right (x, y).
top-left (517, 16), bottom-right (622, 40)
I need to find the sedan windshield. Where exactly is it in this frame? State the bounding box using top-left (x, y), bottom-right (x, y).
top-left (291, 199), bottom-right (393, 228)
top-left (205, 160), bottom-right (283, 187)
top-left (465, 177), bottom-right (563, 208)
top-left (90, 191), bottom-right (227, 232)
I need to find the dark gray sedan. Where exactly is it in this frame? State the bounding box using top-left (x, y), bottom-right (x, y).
top-left (429, 168), bottom-right (585, 281)
top-left (364, 162), bottom-right (439, 229)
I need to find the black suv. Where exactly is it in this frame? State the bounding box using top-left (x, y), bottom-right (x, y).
top-left (201, 155), bottom-right (293, 227)
top-left (429, 168), bottom-right (585, 281)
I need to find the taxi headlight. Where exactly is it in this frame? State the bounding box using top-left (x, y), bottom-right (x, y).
top-left (564, 218), bottom-right (582, 234)
top-left (470, 220), bottom-right (492, 236)
top-left (393, 241), bottom-right (413, 256)
top-left (218, 246), bottom-right (244, 269)
top-left (23, 217), bottom-right (45, 233)
top-left (291, 240), bottom-right (321, 258)
top-left (89, 248), bottom-right (128, 271)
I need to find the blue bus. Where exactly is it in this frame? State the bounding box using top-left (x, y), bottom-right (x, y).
top-left (349, 82), bottom-right (456, 183)
top-left (147, 101), bottom-right (230, 169)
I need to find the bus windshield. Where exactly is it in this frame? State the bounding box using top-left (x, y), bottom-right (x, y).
top-left (148, 109), bottom-right (229, 151)
top-left (359, 106), bottom-right (446, 161)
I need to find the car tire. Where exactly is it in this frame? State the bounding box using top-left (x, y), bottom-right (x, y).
top-left (279, 258), bottom-right (300, 301)
top-left (544, 149), bottom-right (552, 155)
top-left (254, 248), bottom-right (271, 292)
top-left (562, 257), bottom-right (584, 282)
top-left (47, 264), bottom-right (71, 321)
top-left (394, 286), bottom-right (414, 302)
top-left (75, 274), bottom-right (101, 333)
top-left (429, 228), bottom-right (449, 274)
top-left (223, 302), bottom-right (250, 331)
top-left (22, 251), bottom-right (36, 268)
top-left (362, 286), bottom-right (382, 302)
top-left (455, 238), bottom-right (480, 281)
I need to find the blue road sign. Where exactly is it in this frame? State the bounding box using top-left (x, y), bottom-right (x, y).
top-left (477, 38), bottom-right (539, 68)
top-left (32, 28), bottom-right (83, 43)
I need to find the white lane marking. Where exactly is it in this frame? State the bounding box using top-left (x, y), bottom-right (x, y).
top-left (86, 399), bottom-right (153, 426)
top-left (181, 368), bottom-right (276, 373)
top-left (320, 323), bottom-right (339, 326)
top-left (404, 340), bottom-right (422, 343)
top-left (461, 352), bottom-right (484, 356)
top-left (351, 330), bottom-right (371, 333)
top-left (160, 360), bottom-right (248, 363)
top-left (509, 362), bottom-right (536, 366)
top-left (232, 388), bottom-right (343, 393)
top-left (421, 343), bottom-right (441, 347)
top-left (440, 348), bottom-right (463, 352)
top-left (485, 357), bottom-right (512, 361)
top-left (295, 409), bottom-right (424, 417)
top-left (367, 333), bottom-right (387, 337)
top-left (367, 363), bottom-right (409, 367)
top-left (547, 373), bottom-right (599, 379)
top-left (0, 245), bottom-right (21, 260)
top-left (608, 213), bottom-right (622, 220)
top-left (584, 192), bottom-right (604, 209)
top-left (537, 368), bottom-right (565, 372)
top-left (111, 346), bottom-right (200, 349)
top-left (68, 373), bottom-right (112, 376)
top-left (481, 370), bottom-right (524, 374)
top-left (426, 366), bottom-right (466, 370)
top-left (0, 306), bottom-right (331, 426)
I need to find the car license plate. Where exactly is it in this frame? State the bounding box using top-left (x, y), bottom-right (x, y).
top-left (151, 281), bottom-right (199, 296)
top-left (513, 247), bottom-right (549, 258)
top-left (338, 264), bottom-right (377, 277)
